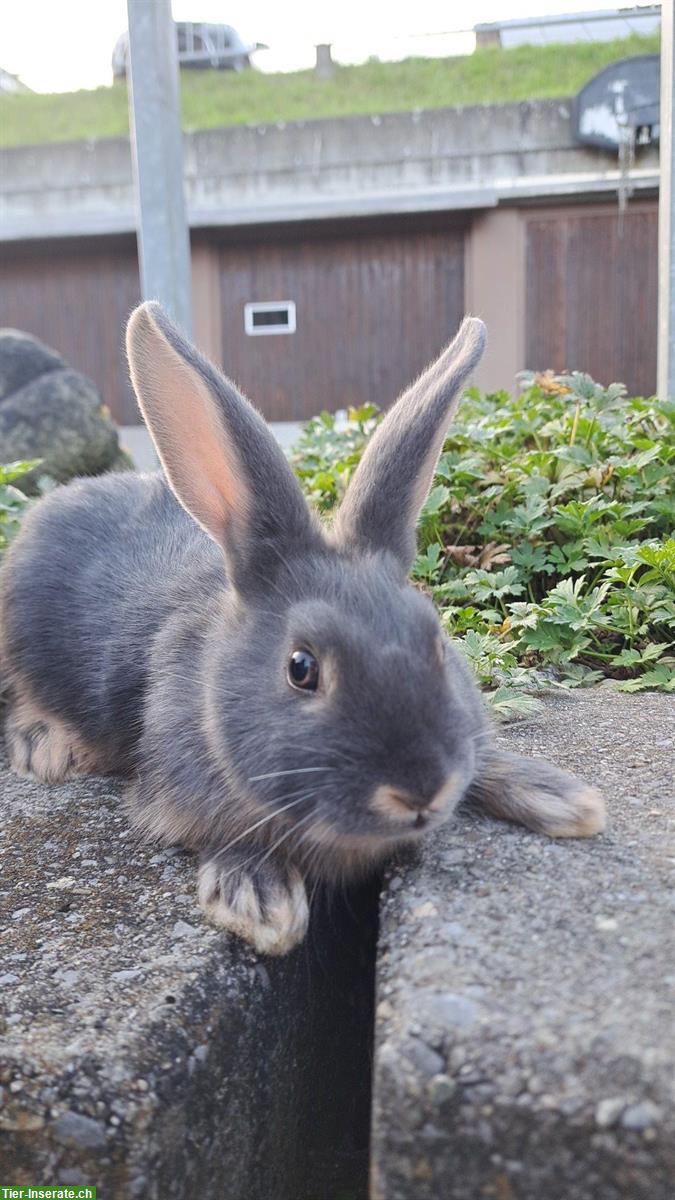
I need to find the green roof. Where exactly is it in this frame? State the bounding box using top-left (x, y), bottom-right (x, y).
top-left (0, 33), bottom-right (659, 150)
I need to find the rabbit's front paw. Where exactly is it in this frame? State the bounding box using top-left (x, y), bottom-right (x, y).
top-left (467, 750), bottom-right (606, 838)
top-left (198, 849), bottom-right (309, 955)
top-left (5, 698), bottom-right (81, 784)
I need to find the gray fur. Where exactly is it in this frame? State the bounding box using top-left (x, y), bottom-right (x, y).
top-left (0, 304), bottom-right (605, 953)
top-left (334, 317), bottom-right (487, 572)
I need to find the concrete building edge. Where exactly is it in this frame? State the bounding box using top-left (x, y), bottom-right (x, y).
top-left (0, 173), bottom-right (660, 245)
top-left (464, 207), bottom-right (527, 395)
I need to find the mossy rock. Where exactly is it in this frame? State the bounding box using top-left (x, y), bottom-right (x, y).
top-left (0, 328), bottom-right (129, 493)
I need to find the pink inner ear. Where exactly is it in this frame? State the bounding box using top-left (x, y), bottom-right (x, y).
top-left (127, 306), bottom-right (250, 545)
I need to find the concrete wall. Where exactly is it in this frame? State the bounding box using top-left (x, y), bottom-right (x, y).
top-left (0, 98), bottom-right (659, 242)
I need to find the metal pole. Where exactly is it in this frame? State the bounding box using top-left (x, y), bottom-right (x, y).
top-left (657, 0), bottom-right (675, 398)
top-left (126, 0), bottom-right (192, 336)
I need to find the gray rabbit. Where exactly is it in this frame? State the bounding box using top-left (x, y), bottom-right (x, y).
top-left (0, 303), bottom-right (605, 954)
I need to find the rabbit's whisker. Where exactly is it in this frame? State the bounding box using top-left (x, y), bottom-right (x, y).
top-left (248, 766), bottom-right (335, 781)
top-left (217, 803), bottom-right (321, 883)
top-left (307, 872), bottom-right (324, 911)
top-left (296, 821), bottom-right (334, 877)
top-left (216, 794), bottom-right (311, 858)
top-left (217, 781), bottom-right (325, 856)
top-left (287, 743), bottom-right (354, 764)
top-left (251, 807), bottom-right (320, 872)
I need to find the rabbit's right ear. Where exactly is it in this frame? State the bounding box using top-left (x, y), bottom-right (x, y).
top-left (333, 317), bottom-right (486, 574)
top-left (126, 302), bottom-right (321, 593)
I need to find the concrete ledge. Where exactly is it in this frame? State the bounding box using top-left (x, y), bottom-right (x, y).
top-left (4, 689), bottom-right (673, 1196)
top-left (0, 747), bottom-right (378, 1198)
top-left (371, 691), bottom-right (675, 1200)
top-left (0, 99), bottom-right (659, 241)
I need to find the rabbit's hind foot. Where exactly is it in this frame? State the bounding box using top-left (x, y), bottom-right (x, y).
top-left (467, 749), bottom-right (606, 838)
top-left (4, 695), bottom-right (100, 785)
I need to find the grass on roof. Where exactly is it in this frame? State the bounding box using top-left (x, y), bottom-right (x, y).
top-left (0, 32), bottom-right (660, 149)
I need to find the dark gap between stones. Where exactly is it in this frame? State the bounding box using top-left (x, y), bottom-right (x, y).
top-left (123, 874), bottom-right (381, 1200)
top-left (287, 875), bottom-right (381, 1200)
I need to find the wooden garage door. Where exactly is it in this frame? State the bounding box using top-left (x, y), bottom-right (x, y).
top-left (0, 238), bottom-right (141, 424)
top-left (217, 223), bottom-right (466, 421)
top-left (525, 202), bottom-right (658, 397)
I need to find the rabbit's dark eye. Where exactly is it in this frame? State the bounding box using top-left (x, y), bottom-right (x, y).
top-left (288, 649), bottom-right (319, 692)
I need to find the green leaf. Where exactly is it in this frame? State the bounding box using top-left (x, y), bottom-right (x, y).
top-left (510, 542), bottom-right (553, 577)
top-left (0, 459), bottom-right (41, 484)
top-left (486, 688), bottom-right (543, 721)
top-left (420, 484), bottom-right (450, 520)
top-left (412, 542), bottom-right (443, 583)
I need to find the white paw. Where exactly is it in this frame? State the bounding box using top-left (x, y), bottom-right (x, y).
top-left (198, 860), bottom-right (309, 955)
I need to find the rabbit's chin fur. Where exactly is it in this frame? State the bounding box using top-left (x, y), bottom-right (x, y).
top-left (0, 305), bottom-right (606, 956)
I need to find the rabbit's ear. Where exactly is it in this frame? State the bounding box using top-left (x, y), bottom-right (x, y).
top-left (333, 317), bottom-right (486, 573)
top-left (126, 301), bottom-right (320, 591)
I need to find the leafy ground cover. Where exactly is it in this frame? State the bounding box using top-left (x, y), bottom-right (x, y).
top-left (0, 462), bottom-right (35, 554)
top-left (292, 371), bottom-right (675, 717)
top-left (0, 33), bottom-right (659, 148)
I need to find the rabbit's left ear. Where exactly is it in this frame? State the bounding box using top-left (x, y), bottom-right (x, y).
top-left (333, 317), bottom-right (486, 574)
top-left (126, 302), bottom-right (321, 593)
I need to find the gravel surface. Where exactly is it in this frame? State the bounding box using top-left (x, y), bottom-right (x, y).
top-left (371, 690), bottom-right (675, 1200)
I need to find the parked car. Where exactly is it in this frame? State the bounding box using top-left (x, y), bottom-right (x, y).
top-left (112, 21), bottom-right (262, 78)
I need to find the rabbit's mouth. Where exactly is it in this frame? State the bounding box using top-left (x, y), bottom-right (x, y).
top-left (279, 771), bottom-right (468, 881)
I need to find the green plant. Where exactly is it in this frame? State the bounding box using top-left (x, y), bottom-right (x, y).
top-left (292, 405), bottom-right (379, 510)
top-left (292, 371), bottom-right (675, 717)
top-left (0, 461), bottom-right (37, 555)
top-left (0, 33), bottom-right (659, 149)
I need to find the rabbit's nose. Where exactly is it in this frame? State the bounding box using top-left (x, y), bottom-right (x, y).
top-left (370, 783), bottom-right (431, 824)
top-left (393, 768), bottom-right (465, 814)
top-left (370, 772), bottom-right (464, 826)
top-left (389, 788), bottom-right (431, 812)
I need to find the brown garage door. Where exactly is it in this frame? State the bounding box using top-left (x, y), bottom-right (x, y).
top-left (0, 237), bottom-right (141, 424)
top-left (216, 221), bottom-right (466, 421)
top-left (525, 202), bottom-right (658, 397)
